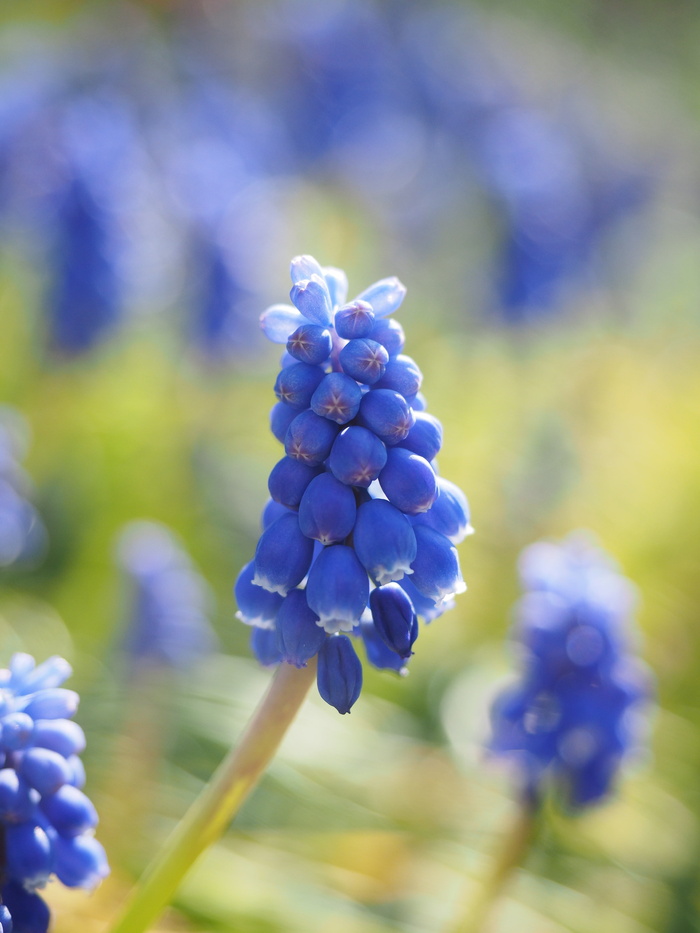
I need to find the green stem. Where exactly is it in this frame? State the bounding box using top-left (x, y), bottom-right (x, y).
top-left (449, 800), bottom-right (538, 933)
top-left (109, 658), bottom-right (318, 933)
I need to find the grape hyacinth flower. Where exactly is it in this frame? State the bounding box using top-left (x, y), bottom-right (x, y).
top-left (489, 534), bottom-right (653, 810)
top-left (237, 255), bottom-right (471, 713)
top-left (0, 408), bottom-right (47, 572)
top-left (117, 521), bottom-right (216, 673)
top-left (0, 654), bottom-right (109, 932)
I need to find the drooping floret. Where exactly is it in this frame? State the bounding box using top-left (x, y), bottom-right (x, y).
top-left (235, 256), bottom-right (472, 713)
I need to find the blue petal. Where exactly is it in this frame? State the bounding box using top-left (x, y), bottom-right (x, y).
top-left (306, 545), bottom-right (369, 633)
top-left (322, 266), bottom-right (348, 307)
top-left (290, 254), bottom-right (324, 285)
top-left (260, 304), bottom-right (305, 343)
top-left (290, 275), bottom-right (333, 327)
top-left (356, 276), bottom-right (406, 318)
top-left (317, 635), bottom-right (363, 714)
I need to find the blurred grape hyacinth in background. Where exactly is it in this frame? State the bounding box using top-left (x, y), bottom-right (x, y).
top-left (117, 520), bottom-right (216, 673)
top-left (0, 408), bottom-right (47, 572)
top-left (0, 654), bottom-right (108, 933)
top-left (235, 255), bottom-right (472, 714)
top-left (489, 534), bottom-right (653, 810)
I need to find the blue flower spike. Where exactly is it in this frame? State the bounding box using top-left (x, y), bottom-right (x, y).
top-left (489, 534), bottom-right (654, 811)
top-left (0, 654), bottom-right (109, 933)
top-left (239, 256), bottom-right (470, 713)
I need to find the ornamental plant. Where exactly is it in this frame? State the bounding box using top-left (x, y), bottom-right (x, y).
top-left (455, 535), bottom-right (653, 933)
top-left (237, 253), bottom-right (471, 712)
top-left (110, 255), bottom-right (470, 933)
top-left (0, 653), bottom-right (109, 933)
top-left (489, 533), bottom-right (652, 810)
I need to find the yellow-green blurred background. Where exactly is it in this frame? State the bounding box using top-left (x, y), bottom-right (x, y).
top-left (1, 1), bottom-right (699, 931)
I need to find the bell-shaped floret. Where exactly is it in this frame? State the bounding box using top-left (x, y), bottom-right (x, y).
top-left (5, 822), bottom-right (53, 888)
top-left (250, 627), bottom-right (282, 667)
top-left (2, 881), bottom-right (50, 933)
top-left (1, 713), bottom-right (34, 750)
top-left (235, 560), bottom-right (284, 628)
top-left (270, 401), bottom-right (302, 444)
top-left (21, 689), bottom-right (79, 721)
top-left (15, 657), bottom-right (72, 694)
top-left (290, 275), bottom-right (333, 327)
top-left (369, 317), bottom-right (405, 356)
top-left (0, 904), bottom-right (10, 932)
top-left (285, 410), bottom-right (340, 466)
top-left (410, 525), bottom-right (466, 603)
top-left (268, 456), bottom-right (322, 510)
top-left (398, 575), bottom-right (455, 622)
top-left (65, 755), bottom-right (86, 789)
top-left (18, 748), bottom-right (71, 796)
top-left (274, 362), bottom-right (325, 409)
top-left (317, 635), bottom-right (363, 714)
top-left (334, 300), bottom-right (375, 339)
top-left (379, 448), bottom-right (438, 515)
top-left (287, 324), bottom-right (333, 365)
top-left (291, 254), bottom-right (324, 285)
top-left (262, 498), bottom-right (290, 530)
top-left (32, 720), bottom-right (86, 759)
top-left (0, 769), bottom-right (35, 823)
top-left (306, 545), bottom-right (369, 633)
top-left (329, 426), bottom-right (387, 488)
top-left (322, 265), bottom-right (348, 307)
top-left (252, 513), bottom-right (315, 596)
top-left (53, 833), bottom-right (109, 889)
top-left (339, 338), bottom-right (389, 385)
top-left (356, 276), bottom-right (406, 318)
top-left (298, 473), bottom-right (357, 545)
top-left (398, 412), bottom-right (443, 461)
top-left (360, 620), bottom-right (407, 673)
top-left (358, 388), bottom-right (414, 445)
top-left (409, 391), bottom-right (427, 411)
top-left (276, 589), bottom-right (326, 668)
top-left (375, 354), bottom-right (422, 397)
top-left (310, 372), bottom-right (363, 424)
top-left (353, 499), bottom-right (417, 585)
top-left (412, 477), bottom-right (471, 544)
top-left (260, 304), bottom-right (305, 344)
top-left (40, 784), bottom-right (98, 838)
top-left (369, 583), bottom-right (418, 659)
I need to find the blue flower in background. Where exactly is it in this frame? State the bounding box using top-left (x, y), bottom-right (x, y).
top-left (0, 653), bottom-right (109, 933)
top-left (235, 255), bottom-right (471, 714)
top-left (0, 408), bottom-right (47, 572)
top-left (489, 534), bottom-right (653, 809)
top-left (117, 521), bottom-right (217, 673)
top-left (43, 91), bottom-right (136, 355)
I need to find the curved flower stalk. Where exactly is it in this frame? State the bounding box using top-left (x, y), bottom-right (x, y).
top-left (238, 254), bottom-right (472, 713)
top-left (0, 653), bottom-right (109, 933)
top-left (452, 534), bottom-right (653, 933)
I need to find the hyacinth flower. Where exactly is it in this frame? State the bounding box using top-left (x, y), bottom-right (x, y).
top-left (117, 521), bottom-right (216, 673)
top-left (454, 534), bottom-right (653, 933)
top-left (0, 654), bottom-right (109, 933)
top-left (0, 408), bottom-right (47, 572)
top-left (110, 256), bottom-right (470, 933)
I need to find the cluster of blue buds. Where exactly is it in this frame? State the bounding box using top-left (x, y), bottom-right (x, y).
top-left (117, 521), bottom-right (216, 673)
top-left (489, 534), bottom-right (653, 810)
top-left (0, 654), bottom-right (109, 933)
top-left (235, 256), bottom-right (471, 714)
top-left (0, 410), bottom-right (46, 572)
